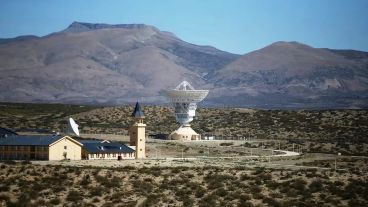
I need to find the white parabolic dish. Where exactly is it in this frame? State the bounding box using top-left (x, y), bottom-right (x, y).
top-left (162, 81), bottom-right (209, 125)
top-left (69, 117), bottom-right (80, 136)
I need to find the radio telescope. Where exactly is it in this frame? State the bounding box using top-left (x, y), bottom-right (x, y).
top-left (162, 81), bottom-right (209, 140)
top-left (68, 117), bottom-right (80, 137)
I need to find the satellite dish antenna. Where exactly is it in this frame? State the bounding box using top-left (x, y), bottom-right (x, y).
top-left (68, 117), bottom-right (80, 136)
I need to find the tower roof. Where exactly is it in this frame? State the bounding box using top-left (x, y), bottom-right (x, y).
top-left (131, 102), bottom-right (144, 118)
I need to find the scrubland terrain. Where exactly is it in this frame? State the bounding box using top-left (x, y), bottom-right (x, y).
top-left (1, 103), bottom-right (367, 155)
top-left (0, 161), bottom-right (367, 207)
top-left (1, 103), bottom-right (368, 206)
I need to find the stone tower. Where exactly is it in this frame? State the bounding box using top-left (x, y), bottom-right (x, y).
top-left (129, 102), bottom-right (146, 159)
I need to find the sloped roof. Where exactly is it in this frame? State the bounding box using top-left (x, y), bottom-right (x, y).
top-left (0, 127), bottom-right (18, 136)
top-left (0, 135), bottom-right (62, 146)
top-left (131, 102), bottom-right (144, 118)
top-left (77, 139), bottom-right (110, 144)
top-left (83, 142), bottom-right (135, 154)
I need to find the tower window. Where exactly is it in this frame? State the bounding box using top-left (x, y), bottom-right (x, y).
top-left (64, 146), bottom-right (67, 150)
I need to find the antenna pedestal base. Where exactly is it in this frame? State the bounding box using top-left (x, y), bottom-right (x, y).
top-left (169, 124), bottom-right (201, 141)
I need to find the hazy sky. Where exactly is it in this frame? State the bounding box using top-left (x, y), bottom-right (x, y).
top-left (1, 0), bottom-right (367, 54)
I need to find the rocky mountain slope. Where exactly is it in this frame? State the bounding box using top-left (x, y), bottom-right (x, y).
top-left (0, 22), bottom-right (367, 108)
top-left (209, 42), bottom-right (368, 108)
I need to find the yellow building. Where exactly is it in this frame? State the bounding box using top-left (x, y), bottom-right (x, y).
top-left (0, 135), bottom-right (82, 160)
top-left (0, 102), bottom-right (146, 161)
top-left (0, 135), bottom-right (137, 161)
top-left (129, 102), bottom-right (146, 159)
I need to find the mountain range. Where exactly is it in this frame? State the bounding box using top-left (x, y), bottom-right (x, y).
top-left (0, 22), bottom-right (367, 108)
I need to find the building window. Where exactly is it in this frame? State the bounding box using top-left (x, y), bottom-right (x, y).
top-left (91, 154), bottom-right (94, 158)
top-left (140, 139), bottom-right (142, 141)
top-left (64, 146), bottom-right (67, 150)
top-left (107, 154), bottom-right (110, 157)
top-left (140, 149), bottom-right (142, 151)
top-left (113, 154), bottom-right (116, 157)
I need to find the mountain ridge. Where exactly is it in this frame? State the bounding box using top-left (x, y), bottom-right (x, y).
top-left (0, 22), bottom-right (367, 108)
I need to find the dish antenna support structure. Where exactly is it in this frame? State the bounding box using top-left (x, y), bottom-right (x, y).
top-left (68, 117), bottom-right (80, 137)
top-left (162, 81), bottom-right (209, 140)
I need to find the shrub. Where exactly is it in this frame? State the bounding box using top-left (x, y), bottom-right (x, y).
top-left (309, 180), bottom-right (323, 193)
top-left (290, 178), bottom-right (307, 191)
top-left (50, 198), bottom-right (61, 205)
top-left (214, 187), bottom-right (228, 197)
top-left (80, 175), bottom-right (91, 186)
top-left (250, 185), bottom-right (262, 194)
top-left (0, 184), bottom-right (10, 192)
top-left (66, 190), bottom-right (82, 202)
top-left (141, 194), bottom-right (160, 207)
top-left (263, 197), bottom-right (281, 207)
top-left (220, 142), bottom-right (233, 146)
top-left (16, 192), bottom-right (31, 207)
top-left (195, 186), bottom-right (206, 198)
top-left (199, 194), bottom-right (218, 207)
top-left (253, 193), bottom-right (264, 199)
top-left (21, 160), bottom-right (31, 165)
top-left (239, 201), bottom-right (254, 207)
top-left (89, 186), bottom-right (104, 197)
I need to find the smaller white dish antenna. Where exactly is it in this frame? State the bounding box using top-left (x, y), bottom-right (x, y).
top-left (68, 117), bottom-right (80, 136)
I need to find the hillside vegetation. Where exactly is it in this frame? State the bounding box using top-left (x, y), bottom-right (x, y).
top-left (1, 103), bottom-right (367, 141)
top-left (1, 103), bottom-right (367, 155)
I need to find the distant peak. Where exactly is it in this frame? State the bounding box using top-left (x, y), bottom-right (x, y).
top-left (64, 21), bottom-right (158, 33)
top-left (269, 41), bottom-right (312, 48)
